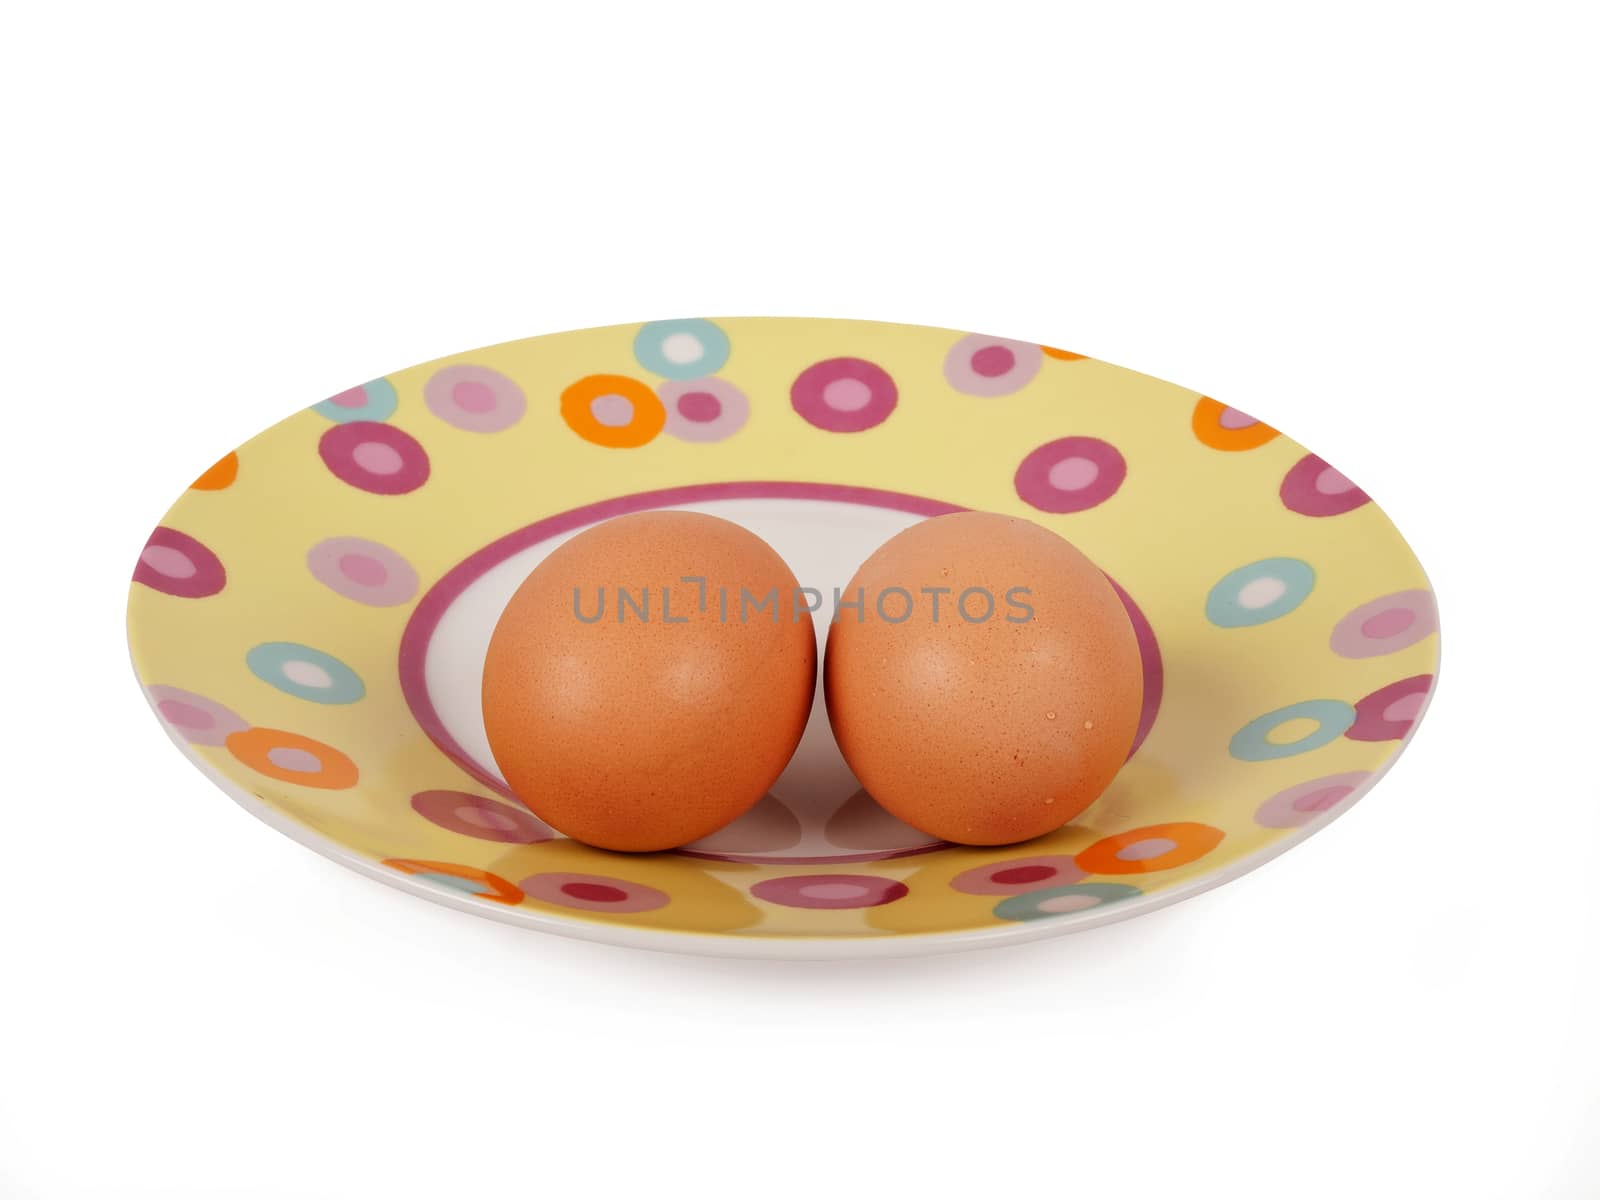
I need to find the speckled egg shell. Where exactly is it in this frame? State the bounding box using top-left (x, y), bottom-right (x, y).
top-left (824, 512), bottom-right (1142, 845)
top-left (483, 511), bottom-right (817, 852)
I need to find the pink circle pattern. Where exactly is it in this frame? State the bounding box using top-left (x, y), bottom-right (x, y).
top-left (1330, 589), bottom-right (1437, 658)
top-left (791, 357), bottom-right (898, 432)
top-left (943, 334), bottom-right (1045, 396)
top-left (134, 527), bottom-right (226, 598)
top-left (1281, 453), bottom-right (1370, 517)
top-left (751, 874), bottom-right (909, 909)
top-left (411, 790), bottom-right (553, 844)
top-left (519, 872), bottom-right (670, 913)
top-left (660, 378), bottom-right (750, 442)
top-left (950, 855), bottom-right (1086, 895)
top-left (423, 364), bottom-right (527, 433)
top-left (319, 422), bottom-right (430, 495)
top-left (1014, 437), bottom-right (1127, 513)
top-left (1347, 675), bottom-right (1434, 742)
top-left (147, 685), bottom-right (249, 746)
top-left (1255, 771), bottom-right (1373, 828)
top-left (306, 536), bottom-right (420, 607)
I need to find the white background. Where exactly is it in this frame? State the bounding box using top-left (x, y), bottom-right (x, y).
top-left (3, 2), bottom-right (1596, 1196)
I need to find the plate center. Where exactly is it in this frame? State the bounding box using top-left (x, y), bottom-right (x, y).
top-left (411, 489), bottom-right (950, 863)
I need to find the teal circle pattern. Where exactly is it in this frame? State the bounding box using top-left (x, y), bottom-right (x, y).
top-left (633, 319), bottom-right (731, 380)
top-left (415, 871), bottom-right (494, 896)
top-left (1205, 557), bottom-right (1316, 628)
top-left (994, 882), bottom-right (1143, 921)
top-left (1229, 699), bottom-right (1356, 761)
top-left (312, 378), bottom-right (398, 424)
top-left (246, 642), bottom-right (366, 705)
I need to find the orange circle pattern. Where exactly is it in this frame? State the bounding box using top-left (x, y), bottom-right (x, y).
top-left (1191, 397), bottom-right (1279, 451)
top-left (1075, 822), bottom-right (1225, 875)
top-left (560, 374), bottom-right (666, 448)
top-left (225, 727), bottom-right (359, 789)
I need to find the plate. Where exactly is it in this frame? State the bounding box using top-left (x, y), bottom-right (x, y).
top-left (127, 317), bottom-right (1439, 957)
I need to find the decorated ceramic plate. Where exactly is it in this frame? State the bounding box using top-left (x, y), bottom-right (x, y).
top-left (127, 318), bottom-right (1439, 957)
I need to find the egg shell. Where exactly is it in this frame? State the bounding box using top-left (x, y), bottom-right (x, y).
top-left (824, 511), bottom-right (1142, 846)
top-left (482, 511), bottom-right (816, 853)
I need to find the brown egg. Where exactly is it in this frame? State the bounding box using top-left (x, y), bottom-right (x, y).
top-left (824, 512), bottom-right (1142, 846)
top-left (482, 512), bottom-right (816, 852)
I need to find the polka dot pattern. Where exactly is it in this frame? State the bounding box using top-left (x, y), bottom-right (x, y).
top-left (411, 790), bottom-right (553, 843)
top-left (306, 537), bottom-right (419, 607)
top-left (950, 855), bottom-right (1085, 895)
top-left (1281, 453), bottom-right (1370, 517)
top-left (994, 882), bottom-right (1142, 921)
top-left (1206, 557), bottom-right (1316, 627)
top-left (521, 872), bottom-right (670, 913)
top-left (147, 686), bottom-right (248, 747)
top-left (226, 728), bottom-right (358, 789)
top-left (1347, 675), bottom-right (1433, 742)
top-left (660, 378), bottom-right (749, 443)
top-left (1330, 590), bottom-right (1438, 658)
top-left (318, 422), bottom-right (429, 494)
top-left (1014, 437), bottom-right (1126, 513)
top-left (127, 317), bottom-right (1439, 949)
top-left (791, 358), bottom-right (898, 432)
top-left (1076, 823), bottom-right (1225, 875)
top-left (1255, 772), bottom-right (1372, 829)
top-left (560, 374), bottom-right (666, 448)
top-left (751, 874), bottom-right (909, 909)
top-left (246, 642), bottom-right (365, 704)
top-left (313, 379), bottom-right (398, 424)
top-left (633, 319), bottom-right (731, 380)
top-left (423, 364), bottom-right (526, 433)
top-left (134, 527), bottom-right (226, 598)
top-left (943, 334), bottom-right (1044, 396)
top-left (1229, 700), bottom-right (1357, 761)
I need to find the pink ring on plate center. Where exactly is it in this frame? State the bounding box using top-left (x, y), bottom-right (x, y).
top-left (398, 483), bottom-right (1165, 867)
